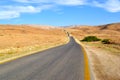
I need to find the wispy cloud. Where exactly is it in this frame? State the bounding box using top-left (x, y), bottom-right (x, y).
top-left (0, 0), bottom-right (120, 19)
top-left (0, 5), bottom-right (53, 19)
top-left (0, 0), bottom-right (87, 19)
top-left (13, 0), bottom-right (50, 3)
top-left (54, 0), bottom-right (87, 6)
top-left (0, 11), bottom-right (19, 19)
top-left (93, 0), bottom-right (120, 12)
top-left (13, 0), bottom-right (87, 5)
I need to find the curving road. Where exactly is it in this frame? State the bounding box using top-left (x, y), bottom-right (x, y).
top-left (0, 37), bottom-right (85, 80)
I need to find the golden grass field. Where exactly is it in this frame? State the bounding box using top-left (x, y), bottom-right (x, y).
top-left (66, 23), bottom-right (120, 44)
top-left (0, 25), bottom-right (67, 61)
top-left (66, 23), bottom-right (120, 80)
top-left (66, 23), bottom-right (120, 54)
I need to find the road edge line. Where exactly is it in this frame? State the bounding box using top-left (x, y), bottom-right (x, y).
top-left (0, 45), bottom-right (56, 64)
top-left (74, 38), bottom-right (91, 80)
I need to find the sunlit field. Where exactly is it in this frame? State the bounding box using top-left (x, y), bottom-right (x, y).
top-left (0, 25), bottom-right (67, 61)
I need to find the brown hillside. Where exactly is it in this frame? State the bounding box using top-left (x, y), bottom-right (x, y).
top-left (66, 23), bottom-right (120, 44)
top-left (97, 23), bottom-right (120, 31)
top-left (0, 25), bottom-right (67, 49)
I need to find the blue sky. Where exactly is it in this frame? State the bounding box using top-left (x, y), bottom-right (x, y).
top-left (0, 0), bottom-right (120, 26)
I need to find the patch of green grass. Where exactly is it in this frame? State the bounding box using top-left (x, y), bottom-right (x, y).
top-left (81, 36), bottom-right (101, 42)
top-left (101, 39), bottom-right (111, 44)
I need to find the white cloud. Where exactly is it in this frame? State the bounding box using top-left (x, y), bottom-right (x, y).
top-left (13, 0), bottom-right (87, 5)
top-left (13, 0), bottom-right (120, 12)
top-left (93, 0), bottom-right (120, 12)
top-left (0, 5), bottom-right (53, 19)
top-left (0, 11), bottom-right (19, 19)
top-left (55, 0), bottom-right (87, 6)
top-left (0, 0), bottom-right (87, 19)
top-left (0, 6), bottom-right (40, 13)
top-left (0, 0), bottom-right (120, 20)
top-left (13, 0), bottom-right (50, 3)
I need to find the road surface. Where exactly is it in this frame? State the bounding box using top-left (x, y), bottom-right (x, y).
top-left (0, 37), bottom-right (85, 80)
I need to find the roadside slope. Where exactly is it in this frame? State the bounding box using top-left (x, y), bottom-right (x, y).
top-left (85, 44), bottom-right (120, 80)
top-left (66, 23), bottom-right (120, 80)
top-left (0, 25), bottom-right (67, 62)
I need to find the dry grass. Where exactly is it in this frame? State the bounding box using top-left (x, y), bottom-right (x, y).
top-left (85, 44), bottom-right (120, 80)
top-left (0, 25), bottom-right (67, 61)
top-left (66, 23), bottom-right (120, 54)
top-left (66, 23), bottom-right (120, 44)
top-left (83, 42), bottom-right (120, 55)
top-left (66, 23), bottom-right (120, 80)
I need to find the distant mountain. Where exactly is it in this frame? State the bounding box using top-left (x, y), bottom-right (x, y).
top-left (97, 23), bottom-right (120, 31)
top-left (0, 24), bottom-right (56, 30)
top-left (67, 22), bottom-right (120, 32)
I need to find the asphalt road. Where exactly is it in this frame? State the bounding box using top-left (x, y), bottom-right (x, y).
top-left (0, 37), bottom-right (85, 80)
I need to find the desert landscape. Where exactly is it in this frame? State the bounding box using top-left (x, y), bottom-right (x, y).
top-left (0, 25), bottom-right (67, 61)
top-left (0, 23), bottom-right (120, 80)
top-left (66, 23), bottom-right (120, 80)
top-left (0, 0), bottom-right (120, 80)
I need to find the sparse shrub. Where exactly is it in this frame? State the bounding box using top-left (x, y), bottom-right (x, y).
top-left (101, 39), bottom-right (111, 44)
top-left (81, 36), bottom-right (101, 42)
